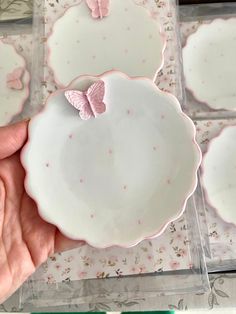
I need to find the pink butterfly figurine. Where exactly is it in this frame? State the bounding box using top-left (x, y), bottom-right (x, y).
top-left (6, 67), bottom-right (24, 90)
top-left (65, 80), bottom-right (106, 120)
top-left (86, 0), bottom-right (110, 19)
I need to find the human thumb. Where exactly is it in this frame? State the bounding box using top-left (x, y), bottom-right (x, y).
top-left (0, 120), bottom-right (29, 159)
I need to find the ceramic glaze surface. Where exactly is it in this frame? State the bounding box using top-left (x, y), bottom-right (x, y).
top-left (0, 40), bottom-right (30, 126)
top-left (22, 72), bottom-right (200, 248)
top-left (183, 19), bottom-right (236, 110)
top-left (202, 126), bottom-right (236, 224)
top-left (47, 0), bottom-right (165, 86)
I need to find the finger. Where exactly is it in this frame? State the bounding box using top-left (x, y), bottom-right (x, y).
top-left (0, 120), bottom-right (29, 160)
top-left (54, 229), bottom-right (86, 254)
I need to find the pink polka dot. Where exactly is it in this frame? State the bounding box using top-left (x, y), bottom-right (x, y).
top-left (108, 149), bottom-right (113, 155)
top-left (69, 134), bottom-right (73, 139)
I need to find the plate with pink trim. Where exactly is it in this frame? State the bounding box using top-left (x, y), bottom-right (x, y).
top-left (21, 71), bottom-right (201, 248)
top-left (0, 40), bottom-right (30, 126)
top-left (47, 0), bottom-right (165, 87)
top-left (183, 18), bottom-right (236, 111)
top-left (202, 126), bottom-right (236, 225)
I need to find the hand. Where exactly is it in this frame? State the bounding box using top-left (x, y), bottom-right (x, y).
top-left (0, 121), bottom-right (83, 304)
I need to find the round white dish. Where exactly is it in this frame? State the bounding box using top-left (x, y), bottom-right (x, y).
top-left (202, 126), bottom-right (236, 225)
top-left (47, 0), bottom-right (165, 87)
top-left (22, 71), bottom-right (201, 248)
top-left (0, 40), bottom-right (30, 126)
top-left (183, 18), bottom-right (236, 111)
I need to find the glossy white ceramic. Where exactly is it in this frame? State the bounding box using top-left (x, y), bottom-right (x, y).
top-left (183, 19), bottom-right (236, 110)
top-left (47, 0), bottom-right (165, 87)
top-left (22, 72), bottom-right (201, 248)
top-left (202, 126), bottom-right (236, 225)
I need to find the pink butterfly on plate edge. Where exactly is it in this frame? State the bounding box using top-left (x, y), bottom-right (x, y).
top-left (6, 67), bottom-right (24, 90)
top-left (86, 0), bottom-right (110, 19)
top-left (65, 80), bottom-right (106, 120)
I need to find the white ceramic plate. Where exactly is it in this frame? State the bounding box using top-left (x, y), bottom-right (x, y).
top-left (183, 19), bottom-right (236, 111)
top-left (0, 40), bottom-right (30, 126)
top-left (202, 126), bottom-right (236, 225)
top-left (47, 0), bottom-right (165, 87)
top-left (22, 72), bottom-right (201, 248)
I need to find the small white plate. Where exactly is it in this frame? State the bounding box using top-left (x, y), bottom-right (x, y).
top-left (183, 18), bottom-right (236, 111)
top-left (202, 126), bottom-right (236, 224)
top-left (22, 72), bottom-right (201, 248)
top-left (0, 40), bottom-right (30, 126)
top-left (47, 0), bottom-right (165, 87)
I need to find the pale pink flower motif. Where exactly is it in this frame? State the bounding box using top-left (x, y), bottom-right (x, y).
top-left (54, 263), bottom-right (61, 270)
top-left (46, 274), bottom-right (56, 284)
top-left (169, 260), bottom-right (180, 270)
top-left (78, 271), bottom-right (87, 279)
top-left (130, 266), bottom-right (137, 273)
top-left (159, 246), bottom-right (166, 253)
top-left (139, 265), bottom-right (146, 273)
top-left (175, 232), bottom-right (183, 241)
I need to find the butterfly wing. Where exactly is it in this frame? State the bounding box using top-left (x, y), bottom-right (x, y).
top-left (87, 80), bottom-right (106, 116)
top-left (12, 67), bottom-right (24, 79)
top-left (65, 90), bottom-right (93, 120)
top-left (100, 0), bottom-right (109, 17)
top-left (7, 79), bottom-right (23, 90)
top-left (6, 67), bottom-right (24, 90)
top-left (86, 0), bottom-right (110, 18)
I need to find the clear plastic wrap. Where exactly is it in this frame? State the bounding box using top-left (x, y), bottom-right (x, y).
top-left (180, 3), bottom-right (236, 272)
top-left (180, 2), bottom-right (236, 120)
top-left (19, 0), bottom-right (210, 308)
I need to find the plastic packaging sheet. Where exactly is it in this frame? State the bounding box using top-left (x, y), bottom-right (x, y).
top-left (180, 3), bottom-right (236, 272)
top-left (0, 2), bottom-right (33, 127)
top-left (180, 2), bottom-right (236, 120)
top-left (21, 199), bottom-right (209, 308)
top-left (19, 0), bottom-right (210, 308)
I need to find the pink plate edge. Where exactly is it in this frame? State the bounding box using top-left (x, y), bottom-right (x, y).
top-left (0, 39), bottom-right (31, 126)
top-left (201, 124), bottom-right (236, 228)
top-left (21, 70), bottom-right (202, 249)
top-left (182, 17), bottom-right (236, 112)
top-left (46, 1), bottom-right (167, 88)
